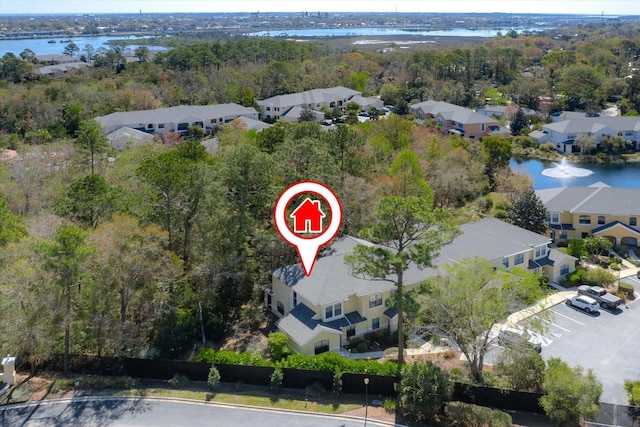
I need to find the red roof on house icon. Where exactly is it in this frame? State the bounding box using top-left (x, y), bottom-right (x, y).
top-left (290, 198), bottom-right (326, 234)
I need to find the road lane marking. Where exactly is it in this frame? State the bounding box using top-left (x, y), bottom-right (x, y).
top-left (553, 310), bottom-right (586, 326)
top-left (533, 315), bottom-right (571, 332)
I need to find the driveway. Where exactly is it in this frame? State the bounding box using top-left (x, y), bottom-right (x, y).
top-left (0, 396), bottom-right (394, 427)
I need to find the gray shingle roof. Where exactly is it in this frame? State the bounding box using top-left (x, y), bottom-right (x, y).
top-left (274, 219), bottom-right (551, 307)
top-left (410, 100), bottom-right (497, 125)
top-left (257, 86), bottom-right (361, 108)
top-left (275, 303), bottom-right (342, 345)
top-left (544, 116), bottom-right (640, 134)
top-left (437, 219), bottom-right (550, 264)
top-left (106, 126), bottom-right (153, 150)
top-left (96, 104), bottom-right (258, 132)
top-left (536, 184), bottom-right (640, 216)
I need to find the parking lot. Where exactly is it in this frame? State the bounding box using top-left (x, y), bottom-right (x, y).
top-left (490, 277), bottom-right (640, 405)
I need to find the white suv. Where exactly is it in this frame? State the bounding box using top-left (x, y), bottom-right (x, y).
top-left (565, 295), bottom-right (599, 313)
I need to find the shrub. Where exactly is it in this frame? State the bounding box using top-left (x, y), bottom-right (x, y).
top-left (207, 365), bottom-right (221, 390)
top-left (540, 142), bottom-right (556, 152)
top-left (398, 361), bottom-right (451, 423)
top-left (267, 332), bottom-right (292, 361)
top-left (582, 267), bottom-right (616, 287)
top-left (445, 402), bottom-right (512, 427)
top-left (494, 346), bottom-right (545, 392)
top-left (383, 398), bottom-right (396, 414)
top-left (305, 381), bottom-right (326, 398)
top-left (195, 348), bottom-right (215, 363)
top-left (332, 370), bottom-right (342, 397)
top-left (619, 282), bottom-right (635, 298)
top-left (277, 351), bottom-right (398, 376)
top-left (356, 342), bottom-right (368, 353)
top-left (540, 358), bottom-right (602, 425)
top-left (624, 380), bottom-right (640, 406)
top-left (270, 368), bottom-right (283, 392)
top-left (168, 374), bottom-right (189, 388)
top-left (493, 209), bottom-right (508, 219)
top-left (195, 348), bottom-right (272, 367)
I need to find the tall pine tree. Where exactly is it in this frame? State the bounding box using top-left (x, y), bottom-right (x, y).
top-left (507, 188), bottom-right (548, 234)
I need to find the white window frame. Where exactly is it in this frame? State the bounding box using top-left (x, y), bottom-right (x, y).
top-left (514, 253), bottom-right (524, 266)
top-left (369, 293), bottom-right (383, 309)
top-left (324, 302), bottom-right (343, 320)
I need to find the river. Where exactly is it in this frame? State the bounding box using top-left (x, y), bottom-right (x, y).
top-left (245, 27), bottom-right (547, 38)
top-left (510, 157), bottom-right (640, 190)
top-left (0, 35), bottom-right (165, 56)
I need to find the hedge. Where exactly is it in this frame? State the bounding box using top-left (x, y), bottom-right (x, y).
top-left (194, 348), bottom-right (398, 375)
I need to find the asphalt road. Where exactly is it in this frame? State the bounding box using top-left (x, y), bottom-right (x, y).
top-left (0, 397), bottom-right (393, 427)
top-left (514, 278), bottom-right (640, 406)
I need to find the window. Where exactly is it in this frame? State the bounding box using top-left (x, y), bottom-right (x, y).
top-left (325, 303), bottom-right (342, 319)
top-left (147, 124), bottom-right (153, 129)
top-left (481, 123), bottom-right (485, 132)
top-left (369, 293), bottom-right (383, 308)
top-left (514, 253), bottom-right (524, 265)
top-left (535, 246), bottom-right (546, 258)
top-left (347, 326), bottom-right (356, 338)
top-left (372, 317), bottom-right (380, 330)
top-left (293, 291), bottom-right (298, 307)
top-left (503, 257), bottom-right (509, 268)
top-left (314, 340), bottom-right (330, 355)
top-left (210, 119), bottom-right (215, 124)
top-left (560, 264), bottom-right (570, 275)
top-left (598, 216), bottom-right (605, 225)
top-left (582, 232), bottom-right (589, 238)
top-left (177, 122), bottom-right (188, 131)
top-left (631, 217), bottom-right (637, 227)
top-left (158, 124), bottom-right (165, 129)
top-left (267, 294), bottom-right (272, 310)
top-left (266, 107), bottom-right (270, 111)
top-left (277, 301), bottom-right (284, 315)
top-left (579, 215), bottom-right (591, 225)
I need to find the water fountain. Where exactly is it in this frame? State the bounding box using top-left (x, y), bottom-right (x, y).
top-left (541, 157), bottom-right (593, 178)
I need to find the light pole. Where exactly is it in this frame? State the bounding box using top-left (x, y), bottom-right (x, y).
top-left (364, 377), bottom-right (369, 427)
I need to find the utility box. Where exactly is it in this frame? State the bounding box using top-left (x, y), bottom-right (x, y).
top-left (2, 354), bottom-right (16, 386)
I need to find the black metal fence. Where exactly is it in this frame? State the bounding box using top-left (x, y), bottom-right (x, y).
top-left (41, 354), bottom-right (556, 413)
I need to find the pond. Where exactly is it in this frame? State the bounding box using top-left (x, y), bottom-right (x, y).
top-left (510, 157), bottom-right (640, 190)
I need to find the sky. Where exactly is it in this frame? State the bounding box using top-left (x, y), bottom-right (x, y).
top-left (0, 0), bottom-right (637, 16)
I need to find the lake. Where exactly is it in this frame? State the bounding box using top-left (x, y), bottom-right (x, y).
top-left (510, 157), bottom-right (640, 190)
top-left (0, 35), bottom-right (165, 56)
top-left (245, 27), bottom-right (547, 38)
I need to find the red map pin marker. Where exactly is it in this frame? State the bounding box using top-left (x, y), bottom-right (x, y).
top-left (274, 181), bottom-right (342, 276)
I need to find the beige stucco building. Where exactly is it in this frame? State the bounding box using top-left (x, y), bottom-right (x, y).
top-left (266, 219), bottom-right (576, 356)
top-left (537, 182), bottom-right (640, 248)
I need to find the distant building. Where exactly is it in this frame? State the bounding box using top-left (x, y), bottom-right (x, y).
top-left (257, 86), bottom-right (381, 122)
top-left (410, 100), bottom-right (509, 138)
top-left (95, 104), bottom-right (260, 135)
top-left (529, 116), bottom-right (640, 153)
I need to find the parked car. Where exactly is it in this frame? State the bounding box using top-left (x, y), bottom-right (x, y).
top-left (565, 295), bottom-right (600, 313)
top-left (498, 327), bottom-right (542, 353)
top-left (577, 285), bottom-right (622, 309)
top-left (358, 111), bottom-right (369, 117)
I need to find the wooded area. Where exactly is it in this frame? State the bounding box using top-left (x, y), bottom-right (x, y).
top-left (1, 21), bottom-right (640, 371)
